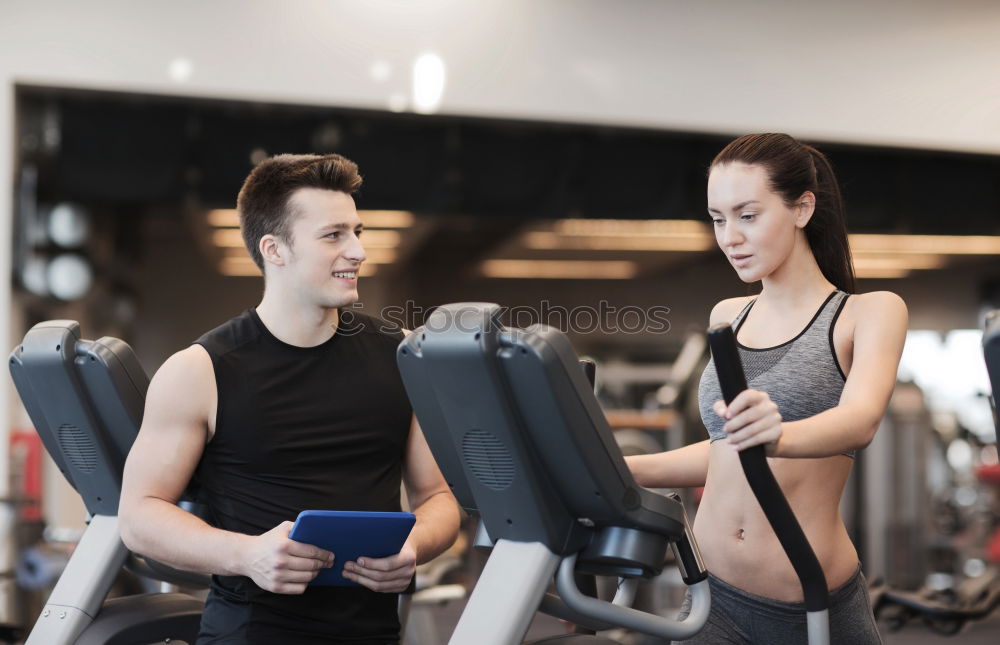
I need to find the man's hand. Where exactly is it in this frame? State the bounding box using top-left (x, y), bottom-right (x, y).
top-left (342, 543), bottom-right (417, 593)
top-left (714, 389), bottom-right (783, 456)
top-left (242, 521), bottom-right (334, 594)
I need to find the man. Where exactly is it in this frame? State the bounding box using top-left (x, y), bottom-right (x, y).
top-left (120, 153), bottom-right (460, 644)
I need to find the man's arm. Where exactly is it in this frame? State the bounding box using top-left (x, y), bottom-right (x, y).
top-left (119, 345), bottom-right (333, 594)
top-left (343, 416), bottom-right (460, 592)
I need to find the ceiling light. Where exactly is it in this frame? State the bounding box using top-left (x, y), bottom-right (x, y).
top-left (523, 231), bottom-right (713, 252)
top-left (481, 260), bottom-right (638, 279)
top-left (359, 210), bottom-right (414, 228)
top-left (553, 219), bottom-right (712, 237)
top-left (855, 267), bottom-right (912, 279)
top-left (363, 248), bottom-right (398, 264)
top-left (412, 53), bottom-right (446, 114)
top-left (168, 57), bottom-right (194, 83)
top-left (852, 254), bottom-right (948, 271)
top-left (849, 234), bottom-right (1000, 255)
top-left (207, 209), bottom-right (239, 227)
top-left (212, 229), bottom-right (245, 248)
top-left (358, 229), bottom-right (401, 248)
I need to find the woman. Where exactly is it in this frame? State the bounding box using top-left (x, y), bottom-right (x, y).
top-left (627, 133), bottom-right (907, 644)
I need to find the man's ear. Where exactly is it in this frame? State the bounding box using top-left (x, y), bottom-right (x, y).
top-left (795, 191), bottom-right (816, 228)
top-left (259, 234), bottom-right (286, 268)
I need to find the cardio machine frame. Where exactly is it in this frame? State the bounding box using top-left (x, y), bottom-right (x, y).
top-left (397, 303), bottom-right (831, 645)
top-left (9, 320), bottom-right (204, 645)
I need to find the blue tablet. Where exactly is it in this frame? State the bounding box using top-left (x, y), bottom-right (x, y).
top-left (288, 510), bottom-right (416, 586)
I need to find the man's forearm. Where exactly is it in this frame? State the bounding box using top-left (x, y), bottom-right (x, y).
top-left (407, 491), bottom-right (461, 564)
top-left (120, 497), bottom-right (250, 577)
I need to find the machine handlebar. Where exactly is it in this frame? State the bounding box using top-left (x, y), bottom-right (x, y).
top-left (706, 323), bottom-right (830, 615)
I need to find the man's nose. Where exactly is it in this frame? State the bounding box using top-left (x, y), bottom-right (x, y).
top-left (345, 232), bottom-right (367, 263)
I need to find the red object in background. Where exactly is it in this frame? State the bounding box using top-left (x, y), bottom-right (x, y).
top-left (988, 527), bottom-right (1000, 564)
top-left (10, 429), bottom-right (43, 521)
top-left (987, 528), bottom-right (1000, 564)
top-left (977, 463), bottom-right (1000, 485)
top-left (978, 464), bottom-right (1000, 563)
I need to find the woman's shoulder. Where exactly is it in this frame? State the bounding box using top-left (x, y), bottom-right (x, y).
top-left (843, 290), bottom-right (908, 332)
top-left (845, 290), bottom-right (907, 314)
top-left (709, 295), bottom-right (756, 326)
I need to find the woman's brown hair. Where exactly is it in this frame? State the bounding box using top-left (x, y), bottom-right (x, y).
top-left (712, 134), bottom-right (855, 293)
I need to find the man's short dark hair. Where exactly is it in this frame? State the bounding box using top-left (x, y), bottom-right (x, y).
top-left (237, 153), bottom-right (363, 270)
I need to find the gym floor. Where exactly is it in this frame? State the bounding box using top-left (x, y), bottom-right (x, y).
top-left (880, 615), bottom-right (1000, 645)
top-left (422, 597), bottom-right (1000, 644)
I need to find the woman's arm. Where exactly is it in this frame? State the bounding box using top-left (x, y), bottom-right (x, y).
top-left (722, 291), bottom-right (908, 458)
top-left (774, 291), bottom-right (907, 457)
top-left (623, 296), bottom-right (751, 487)
top-left (625, 440), bottom-right (711, 489)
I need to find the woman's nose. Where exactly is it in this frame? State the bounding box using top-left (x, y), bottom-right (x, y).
top-left (721, 222), bottom-right (744, 248)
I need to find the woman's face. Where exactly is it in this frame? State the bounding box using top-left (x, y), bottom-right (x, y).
top-left (706, 162), bottom-right (810, 283)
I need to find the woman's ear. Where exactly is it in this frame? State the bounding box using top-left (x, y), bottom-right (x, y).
top-left (795, 191), bottom-right (816, 228)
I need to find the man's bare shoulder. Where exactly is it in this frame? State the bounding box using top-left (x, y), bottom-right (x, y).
top-left (152, 345), bottom-right (213, 383)
top-left (123, 345), bottom-right (216, 514)
top-left (709, 296), bottom-right (755, 327)
top-left (145, 345), bottom-right (215, 420)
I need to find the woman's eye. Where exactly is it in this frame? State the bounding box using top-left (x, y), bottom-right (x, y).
top-left (740, 213), bottom-right (756, 221)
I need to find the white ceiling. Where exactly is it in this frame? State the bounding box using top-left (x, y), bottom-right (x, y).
top-left (2, 0), bottom-right (999, 154)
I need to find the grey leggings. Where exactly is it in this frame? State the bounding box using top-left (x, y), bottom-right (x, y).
top-left (673, 565), bottom-right (882, 644)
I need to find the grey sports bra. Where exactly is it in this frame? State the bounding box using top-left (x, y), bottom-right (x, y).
top-left (698, 291), bottom-right (854, 457)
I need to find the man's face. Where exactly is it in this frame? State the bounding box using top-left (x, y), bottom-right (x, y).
top-left (278, 188), bottom-right (366, 309)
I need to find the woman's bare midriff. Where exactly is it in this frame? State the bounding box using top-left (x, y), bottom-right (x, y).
top-left (692, 441), bottom-right (858, 602)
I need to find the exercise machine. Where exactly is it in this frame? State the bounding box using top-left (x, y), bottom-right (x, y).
top-left (396, 303), bottom-right (832, 644)
top-left (9, 320), bottom-right (205, 645)
top-left (870, 310), bottom-right (1000, 634)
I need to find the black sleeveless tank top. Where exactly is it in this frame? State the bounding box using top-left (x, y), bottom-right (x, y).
top-left (193, 307), bottom-right (413, 642)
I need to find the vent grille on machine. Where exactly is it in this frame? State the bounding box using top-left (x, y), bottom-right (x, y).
top-left (58, 423), bottom-right (98, 473)
top-left (462, 429), bottom-right (515, 491)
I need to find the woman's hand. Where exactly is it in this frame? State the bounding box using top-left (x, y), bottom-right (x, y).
top-left (713, 389), bottom-right (783, 456)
